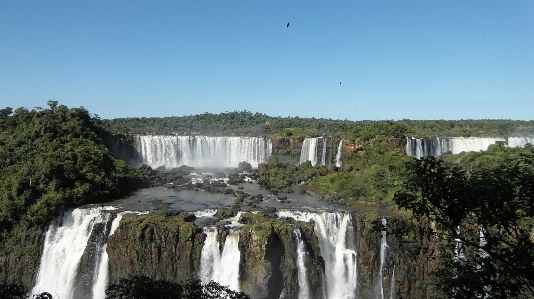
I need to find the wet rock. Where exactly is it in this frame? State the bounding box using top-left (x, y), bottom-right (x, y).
top-left (183, 214), bottom-right (196, 222)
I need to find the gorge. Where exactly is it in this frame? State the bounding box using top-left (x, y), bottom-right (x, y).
top-left (6, 133), bottom-right (534, 298)
top-left (29, 204), bottom-right (435, 299)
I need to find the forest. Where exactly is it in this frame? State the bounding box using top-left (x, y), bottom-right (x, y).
top-left (109, 110), bottom-right (534, 139)
top-left (1, 102), bottom-right (534, 298)
top-left (0, 102), bottom-right (142, 257)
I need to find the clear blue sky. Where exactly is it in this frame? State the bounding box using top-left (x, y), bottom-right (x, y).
top-left (1, 0), bottom-right (533, 120)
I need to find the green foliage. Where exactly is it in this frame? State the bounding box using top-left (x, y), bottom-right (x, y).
top-left (108, 111), bottom-right (534, 140)
top-left (0, 103), bottom-right (140, 256)
top-left (0, 281), bottom-right (53, 299)
top-left (347, 121), bottom-right (409, 141)
top-left (442, 142), bottom-right (527, 173)
top-left (394, 151), bottom-right (534, 298)
top-left (105, 276), bottom-right (250, 299)
top-left (305, 139), bottom-right (410, 206)
top-left (0, 281), bottom-right (26, 299)
top-left (258, 158), bottom-right (332, 192)
top-left (237, 161), bottom-right (252, 173)
top-left (307, 172), bottom-right (371, 205)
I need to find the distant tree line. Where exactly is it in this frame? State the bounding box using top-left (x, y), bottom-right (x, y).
top-left (108, 111), bottom-right (534, 139)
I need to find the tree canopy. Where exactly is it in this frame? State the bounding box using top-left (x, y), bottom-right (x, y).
top-left (0, 102), bottom-right (139, 256)
top-left (394, 146), bottom-right (534, 298)
top-left (108, 111), bottom-right (534, 139)
top-left (105, 276), bottom-right (250, 299)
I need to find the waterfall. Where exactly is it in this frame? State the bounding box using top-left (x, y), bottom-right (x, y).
top-left (335, 140), bottom-right (343, 168)
top-left (299, 137), bottom-right (332, 166)
top-left (314, 212), bottom-right (358, 299)
top-left (406, 137), bottom-right (507, 158)
top-left (377, 217), bottom-right (388, 299)
top-left (278, 210), bottom-right (358, 299)
top-left (32, 207), bottom-right (114, 299)
top-left (133, 135), bottom-right (272, 168)
top-left (389, 265), bottom-right (395, 299)
top-left (300, 138), bottom-right (318, 166)
top-left (294, 228), bottom-right (311, 299)
top-left (453, 226), bottom-right (465, 263)
top-left (506, 137), bottom-right (534, 148)
top-left (199, 227), bottom-right (241, 291)
top-left (91, 212), bottom-right (124, 299)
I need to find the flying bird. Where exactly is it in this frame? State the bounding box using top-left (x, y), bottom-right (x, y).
top-left (287, 22), bottom-right (290, 28)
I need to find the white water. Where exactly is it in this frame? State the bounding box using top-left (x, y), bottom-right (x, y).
top-left (300, 138), bottom-right (319, 166)
top-left (335, 140), bottom-right (343, 168)
top-left (32, 207), bottom-right (396, 299)
top-left (133, 135), bottom-right (272, 168)
top-left (406, 137), bottom-right (505, 158)
top-left (377, 217), bottom-right (388, 299)
top-left (91, 213), bottom-right (125, 299)
top-left (193, 209), bottom-right (218, 218)
top-left (199, 227), bottom-right (241, 291)
top-left (294, 228), bottom-right (311, 299)
top-left (389, 265), bottom-right (395, 299)
top-left (32, 208), bottom-right (111, 299)
top-left (406, 137), bottom-right (534, 159)
top-left (278, 210), bottom-right (358, 299)
top-left (453, 226), bottom-right (465, 263)
top-left (507, 137), bottom-right (534, 148)
top-left (300, 137), bottom-right (331, 166)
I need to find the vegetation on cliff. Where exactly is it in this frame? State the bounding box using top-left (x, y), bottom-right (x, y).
top-left (394, 144), bottom-right (534, 298)
top-left (0, 102), bottom-right (141, 257)
top-left (259, 139), bottom-right (410, 209)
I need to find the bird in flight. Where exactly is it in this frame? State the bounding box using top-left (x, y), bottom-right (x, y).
top-left (287, 22), bottom-right (290, 28)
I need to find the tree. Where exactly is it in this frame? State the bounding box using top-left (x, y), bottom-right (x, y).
top-left (237, 161), bottom-right (252, 173)
top-left (105, 276), bottom-right (250, 299)
top-left (0, 282), bottom-right (52, 299)
top-left (394, 153), bottom-right (534, 298)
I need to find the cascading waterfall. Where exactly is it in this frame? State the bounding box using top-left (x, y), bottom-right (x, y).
top-left (406, 137), bottom-right (506, 158)
top-left (335, 140), bottom-right (343, 168)
top-left (294, 228), bottom-right (311, 299)
top-left (278, 210), bottom-right (358, 299)
top-left (31, 206), bottom-right (401, 299)
top-left (389, 266), bottom-right (395, 299)
top-left (507, 137), bottom-right (534, 148)
top-left (199, 227), bottom-right (241, 292)
top-left (300, 138), bottom-right (318, 166)
top-left (377, 217), bottom-right (388, 299)
top-left (32, 207), bottom-right (114, 299)
top-left (453, 226), bottom-right (466, 263)
top-left (312, 212), bottom-right (358, 299)
top-left (300, 137), bottom-right (332, 166)
top-left (91, 212), bottom-right (125, 299)
top-left (133, 135), bottom-right (272, 168)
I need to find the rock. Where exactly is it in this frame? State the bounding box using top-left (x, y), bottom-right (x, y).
top-left (183, 214), bottom-right (196, 222)
top-left (215, 207), bottom-right (234, 218)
